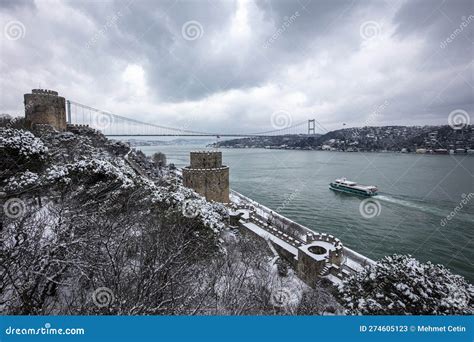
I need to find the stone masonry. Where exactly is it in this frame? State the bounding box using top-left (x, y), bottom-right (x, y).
top-left (183, 151), bottom-right (229, 203)
top-left (24, 89), bottom-right (67, 131)
top-left (229, 190), bottom-right (375, 287)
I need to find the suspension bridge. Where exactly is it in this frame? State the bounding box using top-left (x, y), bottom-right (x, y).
top-left (67, 100), bottom-right (323, 137)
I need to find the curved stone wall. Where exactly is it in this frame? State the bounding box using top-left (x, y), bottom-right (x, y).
top-left (183, 166), bottom-right (229, 203)
top-left (24, 89), bottom-right (66, 131)
top-left (190, 151), bottom-right (222, 169)
top-left (296, 232), bottom-right (344, 284)
top-left (306, 232), bottom-right (344, 265)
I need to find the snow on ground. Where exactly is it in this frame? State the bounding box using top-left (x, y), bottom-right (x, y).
top-left (242, 221), bottom-right (299, 257)
top-left (268, 256), bottom-right (307, 311)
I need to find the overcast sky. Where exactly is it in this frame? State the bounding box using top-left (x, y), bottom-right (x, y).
top-left (1, 0), bottom-right (473, 133)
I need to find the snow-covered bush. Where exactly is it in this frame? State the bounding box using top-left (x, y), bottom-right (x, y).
top-left (0, 128), bottom-right (48, 160)
top-left (0, 126), bottom-right (240, 315)
top-left (149, 184), bottom-right (228, 234)
top-left (44, 158), bottom-right (135, 189)
top-left (4, 171), bottom-right (40, 192)
top-left (1, 129), bottom-right (48, 181)
top-left (339, 254), bottom-right (473, 315)
top-left (44, 165), bottom-right (71, 185)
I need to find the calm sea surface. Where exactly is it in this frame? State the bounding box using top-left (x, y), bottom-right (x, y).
top-left (133, 142), bottom-right (474, 282)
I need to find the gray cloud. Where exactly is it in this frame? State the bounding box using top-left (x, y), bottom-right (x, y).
top-left (0, 0), bottom-right (473, 133)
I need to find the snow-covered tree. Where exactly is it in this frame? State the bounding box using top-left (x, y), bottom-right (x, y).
top-left (0, 126), bottom-right (236, 315)
top-left (1, 128), bottom-right (48, 181)
top-left (297, 284), bottom-right (342, 315)
top-left (3, 125), bottom-right (340, 315)
top-left (339, 254), bottom-right (473, 315)
top-left (152, 152), bottom-right (167, 168)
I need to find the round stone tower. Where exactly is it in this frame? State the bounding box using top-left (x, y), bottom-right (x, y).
top-left (183, 151), bottom-right (229, 203)
top-left (297, 233), bottom-right (344, 284)
top-left (24, 89), bottom-right (66, 131)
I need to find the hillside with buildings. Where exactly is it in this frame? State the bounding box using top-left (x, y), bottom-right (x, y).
top-left (214, 125), bottom-right (474, 153)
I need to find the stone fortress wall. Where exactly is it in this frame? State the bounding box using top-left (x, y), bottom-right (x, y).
top-left (229, 189), bottom-right (375, 287)
top-left (24, 89), bottom-right (67, 131)
top-left (305, 232), bottom-right (344, 265)
top-left (183, 151), bottom-right (230, 203)
top-left (297, 233), bottom-right (344, 284)
top-left (189, 151), bottom-right (222, 168)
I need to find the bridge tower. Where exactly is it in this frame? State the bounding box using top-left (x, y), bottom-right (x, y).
top-left (308, 119), bottom-right (316, 135)
top-left (183, 151), bottom-right (229, 203)
top-left (24, 89), bottom-right (67, 131)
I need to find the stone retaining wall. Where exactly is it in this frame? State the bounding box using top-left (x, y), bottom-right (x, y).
top-left (230, 189), bottom-right (375, 268)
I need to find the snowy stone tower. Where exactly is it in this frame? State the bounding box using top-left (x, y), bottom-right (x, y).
top-left (24, 89), bottom-right (67, 131)
top-left (183, 151), bottom-right (229, 203)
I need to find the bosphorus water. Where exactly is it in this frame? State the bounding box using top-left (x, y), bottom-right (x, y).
top-left (135, 141), bottom-right (474, 283)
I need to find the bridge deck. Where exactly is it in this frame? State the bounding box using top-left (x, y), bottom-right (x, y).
top-left (67, 99), bottom-right (319, 136)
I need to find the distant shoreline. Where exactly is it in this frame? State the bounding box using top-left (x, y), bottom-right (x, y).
top-left (210, 124), bottom-right (474, 155)
top-left (214, 146), bottom-right (474, 155)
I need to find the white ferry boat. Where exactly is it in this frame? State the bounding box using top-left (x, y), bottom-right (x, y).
top-left (329, 178), bottom-right (378, 197)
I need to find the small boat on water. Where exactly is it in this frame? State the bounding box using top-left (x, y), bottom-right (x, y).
top-left (329, 178), bottom-right (378, 197)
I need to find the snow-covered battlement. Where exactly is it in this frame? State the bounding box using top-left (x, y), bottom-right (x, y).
top-left (25, 89), bottom-right (66, 131)
top-left (183, 151), bottom-right (229, 203)
top-left (32, 89), bottom-right (59, 96)
top-left (230, 189), bottom-right (375, 287)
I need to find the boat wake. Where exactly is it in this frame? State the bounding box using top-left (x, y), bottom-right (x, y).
top-left (374, 194), bottom-right (474, 224)
top-left (375, 195), bottom-right (436, 212)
